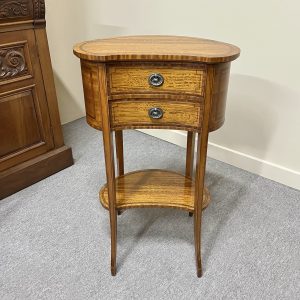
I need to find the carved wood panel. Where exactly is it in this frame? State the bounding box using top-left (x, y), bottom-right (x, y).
top-left (0, 28), bottom-right (54, 171)
top-left (33, 0), bottom-right (45, 20)
top-left (0, 0), bottom-right (29, 18)
top-left (0, 42), bottom-right (32, 82)
top-left (0, 0), bottom-right (73, 198)
top-left (0, 0), bottom-right (45, 23)
top-left (0, 0), bottom-right (33, 22)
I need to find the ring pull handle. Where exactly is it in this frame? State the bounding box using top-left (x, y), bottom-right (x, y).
top-left (148, 107), bottom-right (164, 119)
top-left (148, 73), bottom-right (164, 87)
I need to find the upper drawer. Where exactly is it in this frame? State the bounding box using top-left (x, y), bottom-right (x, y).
top-left (107, 63), bottom-right (206, 97)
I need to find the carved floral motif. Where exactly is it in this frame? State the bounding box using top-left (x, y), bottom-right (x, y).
top-left (33, 0), bottom-right (45, 19)
top-left (0, 0), bottom-right (28, 18)
top-left (0, 47), bottom-right (27, 79)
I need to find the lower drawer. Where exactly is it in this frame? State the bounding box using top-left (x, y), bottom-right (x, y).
top-left (110, 100), bottom-right (203, 131)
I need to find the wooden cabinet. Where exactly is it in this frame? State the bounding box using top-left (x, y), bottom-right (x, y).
top-left (0, 0), bottom-right (73, 199)
top-left (74, 36), bottom-right (240, 277)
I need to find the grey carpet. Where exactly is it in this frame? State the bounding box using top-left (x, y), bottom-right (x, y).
top-left (1, 118), bottom-right (299, 300)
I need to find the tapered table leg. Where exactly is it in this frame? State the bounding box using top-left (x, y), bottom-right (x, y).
top-left (102, 131), bottom-right (117, 276)
top-left (194, 131), bottom-right (209, 277)
top-left (115, 131), bottom-right (124, 216)
top-left (194, 65), bottom-right (214, 277)
top-left (98, 64), bottom-right (117, 276)
top-left (185, 131), bottom-right (195, 179)
top-left (115, 130), bottom-right (124, 176)
top-left (186, 131), bottom-right (195, 217)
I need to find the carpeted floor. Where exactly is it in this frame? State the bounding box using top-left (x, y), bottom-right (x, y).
top-left (1, 118), bottom-right (299, 300)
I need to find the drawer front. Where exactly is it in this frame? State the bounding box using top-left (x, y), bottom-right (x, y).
top-left (108, 64), bottom-right (206, 97)
top-left (110, 100), bottom-right (203, 131)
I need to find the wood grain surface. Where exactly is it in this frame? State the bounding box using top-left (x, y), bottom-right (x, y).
top-left (0, 29), bottom-right (54, 172)
top-left (73, 35), bottom-right (240, 63)
top-left (185, 131), bottom-right (195, 179)
top-left (80, 60), bottom-right (103, 129)
top-left (110, 100), bottom-right (202, 131)
top-left (108, 63), bottom-right (205, 96)
top-left (0, 0), bottom-right (73, 199)
top-left (193, 65), bottom-right (215, 277)
top-left (0, 146), bottom-right (73, 199)
top-left (209, 62), bottom-right (231, 132)
top-left (79, 60), bottom-right (231, 132)
top-left (97, 64), bottom-right (118, 276)
top-left (73, 35), bottom-right (240, 277)
top-left (100, 169), bottom-right (210, 212)
top-left (115, 130), bottom-right (124, 176)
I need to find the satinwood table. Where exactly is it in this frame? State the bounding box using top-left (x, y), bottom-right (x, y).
top-left (73, 35), bottom-right (240, 277)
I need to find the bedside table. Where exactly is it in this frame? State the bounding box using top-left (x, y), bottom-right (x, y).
top-left (73, 36), bottom-right (240, 277)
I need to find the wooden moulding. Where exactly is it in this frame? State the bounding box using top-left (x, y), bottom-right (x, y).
top-left (99, 169), bottom-right (211, 212)
top-left (0, 146), bottom-right (73, 199)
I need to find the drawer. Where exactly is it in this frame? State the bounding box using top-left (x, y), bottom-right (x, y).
top-left (108, 64), bottom-right (206, 97)
top-left (110, 100), bottom-right (203, 131)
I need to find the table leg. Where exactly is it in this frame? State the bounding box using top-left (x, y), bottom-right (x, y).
top-left (102, 130), bottom-right (117, 276)
top-left (194, 65), bottom-right (214, 278)
top-left (186, 131), bottom-right (195, 217)
top-left (185, 131), bottom-right (195, 179)
top-left (194, 131), bottom-right (209, 277)
top-left (98, 64), bottom-right (117, 276)
top-left (115, 130), bottom-right (124, 176)
top-left (115, 131), bottom-right (124, 216)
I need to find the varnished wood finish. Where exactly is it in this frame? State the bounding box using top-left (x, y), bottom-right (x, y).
top-left (79, 59), bottom-right (231, 132)
top-left (80, 60), bottom-right (103, 130)
top-left (0, 88), bottom-right (42, 157)
top-left (194, 65), bottom-right (215, 277)
top-left (0, 146), bottom-right (73, 199)
top-left (0, 0), bottom-right (34, 24)
top-left (115, 130), bottom-right (124, 176)
top-left (186, 131), bottom-right (195, 218)
top-left (209, 62), bottom-right (231, 131)
top-left (110, 100), bottom-right (203, 131)
top-left (73, 35), bottom-right (240, 63)
top-left (185, 132), bottom-right (195, 179)
top-left (0, 0), bottom-right (73, 199)
top-left (73, 35), bottom-right (240, 277)
top-left (97, 64), bottom-right (117, 276)
top-left (108, 63), bottom-right (205, 96)
top-left (115, 130), bottom-right (124, 216)
top-left (0, 30), bottom-right (54, 172)
top-left (34, 28), bottom-right (65, 147)
top-left (100, 170), bottom-right (210, 212)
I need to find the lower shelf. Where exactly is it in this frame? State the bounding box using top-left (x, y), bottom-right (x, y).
top-left (99, 169), bottom-right (210, 212)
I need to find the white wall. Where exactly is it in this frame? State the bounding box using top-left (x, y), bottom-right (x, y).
top-left (45, 0), bottom-right (300, 189)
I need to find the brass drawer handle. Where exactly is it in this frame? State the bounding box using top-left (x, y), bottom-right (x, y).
top-left (148, 73), bottom-right (164, 87)
top-left (148, 107), bottom-right (164, 119)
